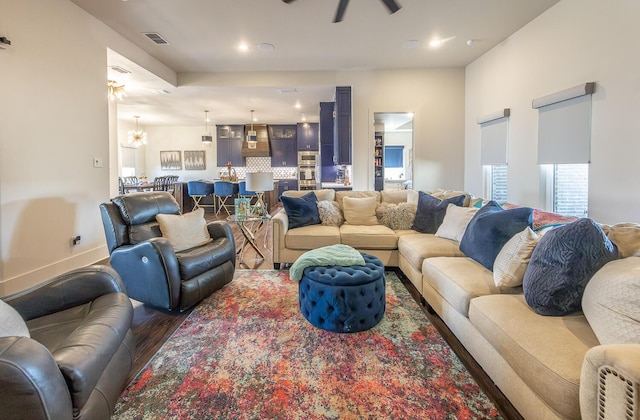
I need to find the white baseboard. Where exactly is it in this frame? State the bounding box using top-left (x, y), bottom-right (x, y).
top-left (0, 245), bottom-right (109, 296)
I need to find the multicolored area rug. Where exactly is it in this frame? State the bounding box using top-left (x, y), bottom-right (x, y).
top-left (114, 270), bottom-right (501, 419)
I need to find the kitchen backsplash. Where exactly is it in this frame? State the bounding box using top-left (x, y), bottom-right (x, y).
top-left (219, 157), bottom-right (296, 179)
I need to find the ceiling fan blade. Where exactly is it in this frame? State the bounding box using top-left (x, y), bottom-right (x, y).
top-left (379, 0), bottom-right (401, 14)
top-left (333, 0), bottom-right (349, 23)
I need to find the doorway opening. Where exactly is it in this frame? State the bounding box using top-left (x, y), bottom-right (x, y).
top-left (373, 112), bottom-right (414, 191)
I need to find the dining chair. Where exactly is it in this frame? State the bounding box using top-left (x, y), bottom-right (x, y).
top-left (214, 181), bottom-right (238, 216)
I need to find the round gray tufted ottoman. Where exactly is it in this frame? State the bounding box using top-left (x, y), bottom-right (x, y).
top-left (298, 253), bottom-right (386, 333)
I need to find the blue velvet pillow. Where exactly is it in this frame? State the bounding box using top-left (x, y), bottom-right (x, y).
top-left (281, 192), bottom-right (321, 229)
top-left (412, 191), bottom-right (466, 234)
top-left (459, 201), bottom-right (533, 271)
top-left (523, 218), bottom-right (619, 316)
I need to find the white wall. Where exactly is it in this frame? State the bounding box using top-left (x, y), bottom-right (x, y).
top-left (465, 0), bottom-right (640, 224)
top-left (0, 0), bottom-right (175, 294)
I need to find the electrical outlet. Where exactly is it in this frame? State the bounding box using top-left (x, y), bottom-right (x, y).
top-left (72, 235), bottom-right (81, 246)
top-left (93, 157), bottom-right (104, 168)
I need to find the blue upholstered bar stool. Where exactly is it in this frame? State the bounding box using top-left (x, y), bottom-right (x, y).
top-left (238, 181), bottom-right (258, 206)
top-left (214, 181), bottom-right (238, 216)
top-left (187, 180), bottom-right (215, 212)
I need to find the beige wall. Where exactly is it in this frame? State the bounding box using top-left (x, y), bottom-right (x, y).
top-left (0, 0), bottom-right (175, 294)
top-left (465, 0), bottom-right (640, 224)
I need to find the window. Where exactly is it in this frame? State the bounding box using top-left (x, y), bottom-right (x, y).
top-left (384, 146), bottom-right (403, 168)
top-left (553, 163), bottom-right (588, 217)
top-left (483, 165), bottom-right (508, 203)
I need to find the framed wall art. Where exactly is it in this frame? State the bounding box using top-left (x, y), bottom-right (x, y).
top-left (160, 150), bottom-right (182, 170)
top-left (184, 150), bottom-right (206, 170)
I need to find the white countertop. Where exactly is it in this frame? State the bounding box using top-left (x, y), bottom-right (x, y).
top-left (321, 182), bottom-right (353, 189)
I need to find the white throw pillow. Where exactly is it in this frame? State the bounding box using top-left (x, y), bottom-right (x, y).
top-left (0, 299), bottom-right (30, 338)
top-left (493, 227), bottom-right (540, 287)
top-left (342, 196), bottom-right (378, 225)
top-left (156, 208), bottom-right (212, 252)
top-left (582, 257), bottom-right (640, 344)
top-left (435, 204), bottom-right (478, 242)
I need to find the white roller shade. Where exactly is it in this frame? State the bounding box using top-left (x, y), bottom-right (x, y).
top-left (478, 109), bottom-right (510, 166)
top-left (534, 83), bottom-right (594, 164)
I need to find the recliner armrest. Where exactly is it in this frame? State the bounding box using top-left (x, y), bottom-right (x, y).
top-left (0, 336), bottom-right (73, 420)
top-left (5, 266), bottom-right (126, 321)
top-left (207, 221), bottom-right (235, 245)
top-left (580, 343), bottom-right (640, 419)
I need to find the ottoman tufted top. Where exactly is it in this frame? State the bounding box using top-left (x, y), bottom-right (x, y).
top-left (303, 253), bottom-right (384, 286)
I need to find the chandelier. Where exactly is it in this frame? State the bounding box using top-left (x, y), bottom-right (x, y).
top-left (202, 110), bottom-right (213, 145)
top-left (128, 116), bottom-right (147, 147)
top-left (107, 80), bottom-right (127, 101)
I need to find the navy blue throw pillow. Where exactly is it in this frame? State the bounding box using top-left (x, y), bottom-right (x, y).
top-left (280, 192), bottom-right (321, 229)
top-left (522, 218), bottom-right (618, 316)
top-left (412, 192), bottom-right (466, 234)
top-left (459, 201), bottom-right (533, 271)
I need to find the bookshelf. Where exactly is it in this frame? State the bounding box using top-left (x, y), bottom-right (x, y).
top-left (374, 132), bottom-right (384, 191)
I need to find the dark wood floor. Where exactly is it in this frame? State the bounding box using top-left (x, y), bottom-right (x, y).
top-left (116, 206), bottom-right (521, 419)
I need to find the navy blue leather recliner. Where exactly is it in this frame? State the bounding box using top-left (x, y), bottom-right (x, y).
top-left (99, 191), bottom-right (235, 312)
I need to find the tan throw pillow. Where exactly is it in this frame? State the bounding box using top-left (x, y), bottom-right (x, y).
top-left (435, 204), bottom-right (478, 241)
top-left (493, 227), bottom-right (540, 287)
top-left (601, 222), bottom-right (640, 258)
top-left (0, 299), bottom-right (30, 338)
top-left (317, 200), bottom-right (344, 226)
top-left (343, 196), bottom-right (378, 225)
top-left (376, 202), bottom-right (417, 230)
top-left (156, 208), bottom-right (212, 252)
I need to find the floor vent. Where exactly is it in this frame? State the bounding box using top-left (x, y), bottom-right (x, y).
top-left (143, 32), bottom-right (170, 45)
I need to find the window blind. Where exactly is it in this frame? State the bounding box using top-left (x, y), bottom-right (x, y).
top-left (533, 82), bottom-right (595, 164)
top-left (478, 109), bottom-right (510, 165)
top-left (384, 146), bottom-right (403, 168)
top-left (121, 146), bottom-right (136, 168)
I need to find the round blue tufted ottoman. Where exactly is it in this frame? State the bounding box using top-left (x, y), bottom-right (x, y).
top-left (298, 253), bottom-right (386, 333)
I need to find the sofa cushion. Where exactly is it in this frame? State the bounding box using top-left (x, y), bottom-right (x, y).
top-left (376, 202), bottom-right (417, 230)
top-left (335, 190), bottom-right (380, 210)
top-left (412, 191), bottom-right (466, 234)
top-left (422, 257), bottom-right (521, 317)
top-left (398, 234), bottom-right (464, 273)
top-left (582, 257), bottom-right (640, 344)
top-left (343, 196), bottom-right (378, 225)
top-left (600, 222), bottom-right (640, 258)
top-left (281, 191), bottom-right (321, 229)
top-left (469, 294), bottom-right (599, 419)
top-left (459, 201), bottom-right (533, 271)
top-left (0, 300), bottom-right (30, 338)
top-left (283, 188), bottom-right (336, 202)
top-left (428, 189), bottom-right (471, 207)
top-left (340, 224), bottom-right (398, 249)
top-left (156, 208), bottom-right (212, 252)
top-left (523, 218), bottom-right (619, 316)
top-left (317, 200), bottom-right (344, 226)
top-left (285, 224), bottom-right (341, 249)
top-left (380, 189), bottom-right (410, 204)
top-left (176, 236), bottom-right (235, 280)
top-left (435, 204), bottom-right (478, 242)
top-left (493, 227), bottom-right (540, 288)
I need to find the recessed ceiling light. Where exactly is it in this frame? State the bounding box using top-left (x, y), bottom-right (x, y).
top-left (295, 102), bottom-right (302, 109)
top-left (403, 40), bottom-right (420, 49)
top-left (466, 39), bottom-right (475, 46)
top-left (238, 43), bottom-right (249, 52)
top-left (429, 36), bottom-right (456, 48)
top-left (257, 43), bottom-right (275, 52)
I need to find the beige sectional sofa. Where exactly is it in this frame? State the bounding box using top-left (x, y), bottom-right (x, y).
top-left (272, 188), bottom-right (640, 419)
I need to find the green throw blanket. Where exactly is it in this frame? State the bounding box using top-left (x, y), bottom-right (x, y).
top-left (289, 244), bottom-right (365, 282)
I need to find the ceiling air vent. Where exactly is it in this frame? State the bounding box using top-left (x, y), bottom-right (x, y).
top-left (143, 32), bottom-right (170, 45)
top-left (109, 65), bottom-right (131, 74)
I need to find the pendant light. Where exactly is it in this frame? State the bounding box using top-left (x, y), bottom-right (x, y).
top-left (247, 110), bottom-right (257, 149)
top-left (128, 116), bottom-right (147, 147)
top-left (202, 110), bottom-right (213, 145)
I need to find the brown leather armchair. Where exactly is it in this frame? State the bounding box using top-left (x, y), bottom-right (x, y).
top-left (0, 265), bottom-right (135, 420)
top-left (99, 191), bottom-right (235, 312)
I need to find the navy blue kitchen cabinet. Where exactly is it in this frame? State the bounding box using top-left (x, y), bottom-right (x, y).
top-left (297, 122), bottom-right (319, 151)
top-left (333, 86), bottom-right (352, 165)
top-left (216, 125), bottom-right (245, 167)
top-left (269, 125), bottom-right (297, 167)
top-left (320, 102), bottom-right (336, 182)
